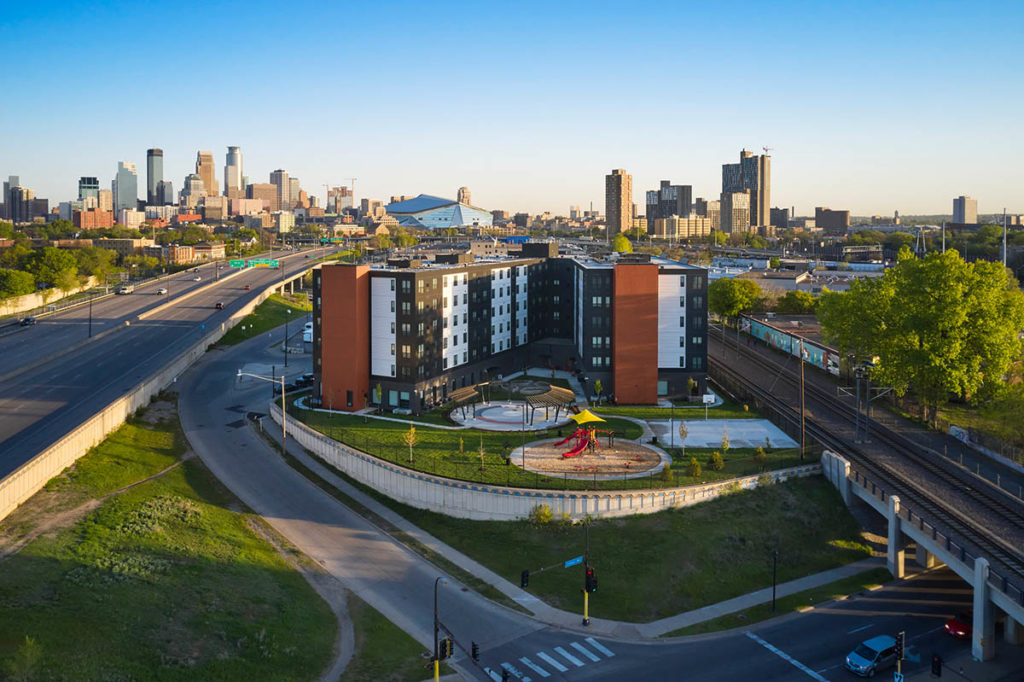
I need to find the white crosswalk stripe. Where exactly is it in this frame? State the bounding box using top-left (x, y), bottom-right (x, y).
top-left (585, 637), bottom-right (616, 657)
top-left (536, 651), bottom-right (569, 672)
top-left (570, 641), bottom-right (601, 662)
top-left (554, 646), bottom-right (585, 667)
top-left (519, 657), bottom-right (551, 678)
top-left (501, 661), bottom-right (531, 681)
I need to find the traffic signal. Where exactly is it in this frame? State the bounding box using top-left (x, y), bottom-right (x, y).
top-left (895, 631), bottom-right (905, 660)
top-left (585, 567), bottom-right (598, 593)
top-left (931, 653), bottom-right (942, 677)
top-left (471, 641), bottom-right (480, 662)
top-left (520, 569), bottom-right (530, 588)
top-left (438, 637), bottom-right (453, 661)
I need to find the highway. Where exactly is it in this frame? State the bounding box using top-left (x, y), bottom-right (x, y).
top-left (0, 247), bottom-right (332, 478)
top-left (178, 326), bottom-right (1024, 680)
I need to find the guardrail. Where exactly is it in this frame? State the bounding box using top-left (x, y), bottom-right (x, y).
top-left (0, 257), bottom-right (318, 523)
top-left (268, 402), bottom-right (823, 521)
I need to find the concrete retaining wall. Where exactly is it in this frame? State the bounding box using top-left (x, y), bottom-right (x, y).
top-left (0, 268), bottom-right (309, 522)
top-left (271, 402), bottom-right (823, 521)
top-left (0, 276), bottom-right (99, 317)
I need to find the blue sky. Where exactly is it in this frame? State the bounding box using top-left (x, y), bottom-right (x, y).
top-left (1, 0), bottom-right (1022, 216)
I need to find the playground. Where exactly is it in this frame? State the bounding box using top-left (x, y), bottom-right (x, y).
top-left (514, 410), bottom-right (669, 480)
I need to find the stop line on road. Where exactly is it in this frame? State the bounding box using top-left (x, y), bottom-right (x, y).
top-left (488, 637), bottom-right (615, 680)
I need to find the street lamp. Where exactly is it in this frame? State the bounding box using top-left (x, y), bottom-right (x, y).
top-left (284, 309), bottom-right (292, 367)
top-left (433, 577), bottom-right (448, 682)
top-left (771, 549), bottom-right (779, 612)
top-left (237, 370), bottom-right (287, 447)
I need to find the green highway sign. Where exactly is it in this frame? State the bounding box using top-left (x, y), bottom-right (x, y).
top-left (320, 237), bottom-right (346, 243)
top-left (247, 259), bottom-right (280, 267)
top-left (229, 260), bottom-right (246, 268)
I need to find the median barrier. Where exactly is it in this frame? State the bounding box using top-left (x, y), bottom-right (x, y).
top-left (269, 402), bottom-right (823, 521)
top-left (0, 264), bottom-right (315, 523)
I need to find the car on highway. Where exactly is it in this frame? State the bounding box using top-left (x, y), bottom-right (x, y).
top-left (273, 382), bottom-right (298, 395)
top-left (193, 275), bottom-right (202, 281)
top-left (944, 612), bottom-right (972, 639)
top-left (156, 287), bottom-right (167, 295)
top-left (115, 285), bottom-right (134, 295)
top-left (19, 316), bottom-right (37, 326)
top-left (244, 284), bottom-right (251, 291)
top-left (294, 373), bottom-right (315, 388)
top-left (844, 635), bottom-right (897, 677)
top-left (215, 302), bottom-right (224, 310)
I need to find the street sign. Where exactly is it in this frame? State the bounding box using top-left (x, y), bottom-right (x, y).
top-left (564, 555), bottom-right (584, 569)
top-left (229, 260), bottom-right (245, 268)
top-left (893, 673), bottom-right (903, 682)
top-left (247, 259), bottom-right (280, 268)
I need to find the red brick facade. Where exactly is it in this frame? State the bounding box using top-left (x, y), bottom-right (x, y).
top-left (612, 264), bottom-right (659, 404)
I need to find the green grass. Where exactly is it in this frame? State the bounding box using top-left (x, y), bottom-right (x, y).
top-left (217, 293), bottom-right (312, 347)
top-left (664, 567), bottom-right (892, 636)
top-left (339, 593), bottom-right (450, 681)
top-left (322, 475), bottom-right (871, 623)
top-left (593, 393), bottom-right (759, 421)
top-left (0, 416), bottom-right (336, 681)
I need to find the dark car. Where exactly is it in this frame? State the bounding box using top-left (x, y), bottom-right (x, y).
top-left (293, 373), bottom-right (315, 388)
top-left (244, 284), bottom-right (251, 291)
top-left (215, 302), bottom-right (224, 310)
top-left (19, 316), bottom-right (37, 326)
top-left (944, 613), bottom-right (972, 639)
top-left (273, 382), bottom-right (298, 395)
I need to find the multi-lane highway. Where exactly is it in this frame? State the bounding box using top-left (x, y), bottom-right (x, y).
top-left (0, 247), bottom-right (332, 478)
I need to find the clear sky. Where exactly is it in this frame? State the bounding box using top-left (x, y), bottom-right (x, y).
top-left (1, 0), bottom-right (1021, 217)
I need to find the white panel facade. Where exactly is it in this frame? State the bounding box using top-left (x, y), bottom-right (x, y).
top-left (442, 272), bottom-right (469, 370)
top-left (657, 273), bottom-right (686, 369)
top-left (514, 264), bottom-right (529, 346)
top-left (490, 267), bottom-right (513, 354)
top-left (370, 276), bottom-right (396, 377)
top-left (575, 268), bottom-right (584, 357)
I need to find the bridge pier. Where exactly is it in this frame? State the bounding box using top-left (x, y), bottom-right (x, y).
top-left (915, 544), bottom-right (938, 569)
top-left (972, 557), bottom-right (996, 661)
top-left (887, 495), bottom-right (906, 578)
top-left (1006, 616), bottom-right (1024, 646)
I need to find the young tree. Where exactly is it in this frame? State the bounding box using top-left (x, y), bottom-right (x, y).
top-left (403, 423), bottom-right (417, 463)
top-left (769, 256), bottom-right (781, 269)
top-left (708, 450), bottom-right (725, 471)
top-left (612, 233), bottom-right (633, 254)
top-left (720, 427), bottom-right (730, 456)
top-left (754, 446), bottom-right (768, 470)
top-left (478, 435), bottom-right (486, 470)
top-left (593, 379), bottom-right (603, 405)
top-left (819, 247), bottom-right (1024, 425)
top-left (687, 456), bottom-right (702, 478)
top-left (677, 421), bottom-right (688, 458)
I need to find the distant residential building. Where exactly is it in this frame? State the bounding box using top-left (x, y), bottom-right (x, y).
top-left (513, 212), bottom-right (529, 228)
top-left (112, 161), bottom-right (138, 213)
top-left (146, 148), bottom-right (163, 205)
top-left (953, 195), bottom-right (978, 225)
top-left (171, 213), bottom-right (202, 226)
top-left (145, 244), bottom-right (194, 265)
top-left (695, 197), bottom-right (721, 231)
top-left (457, 186), bottom-right (471, 205)
top-left (7, 185), bottom-right (46, 224)
top-left (605, 169), bottom-right (632, 235)
top-left (722, 149), bottom-right (770, 229)
top-left (789, 217), bottom-right (816, 230)
top-left (74, 208), bottom-right (114, 229)
top-left (720, 192), bottom-right (751, 234)
top-left (145, 205), bottom-right (179, 221)
top-left (119, 209), bottom-right (145, 229)
top-left (200, 195), bottom-right (228, 221)
top-left (193, 241), bottom-right (226, 261)
top-left (247, 183), bottom-right (278, 212)
top-left (94, 237), bottom-right (155, 259)
top-left (569, 205), bottom-right (581, 220)
top-left (179, 174), bottom-right (206, 210)
top-left (270, 169), bottom-right (290, 211)
top-left (224, 146), bottom-right (243, 198)
top-left (59, 200), bottom-right (84, 221)
top-left (328, 186), bottom-right (353, 213)
top-left (98, 189), bottom-right (113, 212)
top-left (78, 176), bottom-right (100, 202)
top-left (273, 211), bottom-right (295, 233)
top-left (244, 213), bottom-right (274, 230)
top-left (770, 207), bottom-right (790, 233)
top-left (360, 198), bottom-right (385, 220)
top-left (196, 151), bottom-right (218, 197)
top-left (645, 180), bottom-right (693, 229)
top-left (492, 209), bottom-right (510, 221)
top-left (815, 207), bottom-right (851, 236)
top-left (230, 197), bottom-right (266, 216)
top-left (156, 180), bottom-right (174, 206)
top-left (652, 216), bottom-right (711, 240)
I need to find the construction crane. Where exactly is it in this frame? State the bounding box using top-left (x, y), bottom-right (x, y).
top-left (763, 146), bottom-right (773, 155)
top-left (345, 178), bottom-right (357, 202)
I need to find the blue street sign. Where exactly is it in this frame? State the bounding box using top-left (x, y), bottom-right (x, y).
top-left (564, 556), bottom-right (584, 569)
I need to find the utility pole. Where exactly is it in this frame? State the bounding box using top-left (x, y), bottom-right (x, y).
top-left (799, 338), bottom-right (806, 460)
top-left (1003, 208), bottom-right (1008, 267)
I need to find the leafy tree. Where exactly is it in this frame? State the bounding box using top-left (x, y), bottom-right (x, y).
top-left (4, 635), bottom-right (42, 681)
top-left (754, 446), bottom-right (768, 469)
top-left (687, 456), bottom-right (702, 478)
top-left (707, 450), bottom-right (725, 471)
top-left (720, 427), bottom-right (730, 455)
top-left (180, 227), bottom-right (209, 245)
top-left (612, 233), bottom-right (633, 254)
top-left (235, 227), bottom-right (259, 241)
top-left (659, 464), bottom-right (675, 484)
top-left (373, 233), bottom-right (392, 251)
top-left (593, 379), bottom-right (603, 404)
top-left (0, 221), bottom-right (14, 238)
top-left (25, 246), bottom-right (78, 288)
top-left (0, 269), bottom-right (35, 299)
top-left (0, 242), bottom-right (32, 270)
top-left (677, 421), bottom-right (688, 457)
top-left (818, 247), bottom-right (1024, 425)
top-left (708, 277), bottom-right (762, 320)
top-left (769, 256), bottom-right (781, 269)
top-left (73, 245), bottom-right (116, 280)
top-left (775, 290), bottom-right (817, 314)
top-left (403, 423), bottom-right (417, 463)
top-left (624, 227), bottom-right (647, 241)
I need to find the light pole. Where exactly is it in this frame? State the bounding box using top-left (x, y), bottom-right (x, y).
top-left (771, 549), bottom-right (778, 612)
top-left (88, 292), bottom-right (94, 338)
top-left (237, 370), bottom-right (287, 447)
top-left (284, 309), bottom-right (291, 367)
top-left (433, 577), bottom-right (448, 682)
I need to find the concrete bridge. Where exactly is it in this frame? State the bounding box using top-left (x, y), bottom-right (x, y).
top-left (823, 451), bottom-right (1024, 662)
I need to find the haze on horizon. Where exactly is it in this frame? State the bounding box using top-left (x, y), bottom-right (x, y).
top-left (1, 0), bottom-right (1021, 217)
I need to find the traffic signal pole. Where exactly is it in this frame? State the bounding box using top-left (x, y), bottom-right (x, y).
top-left (583, 590), bottom-right (590, 626)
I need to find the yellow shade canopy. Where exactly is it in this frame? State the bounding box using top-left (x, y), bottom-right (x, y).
top-left (570, 409), bottom-right (606, 425)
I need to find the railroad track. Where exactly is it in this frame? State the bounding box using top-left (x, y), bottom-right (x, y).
top-left (707, 342), bottom-right (1024, 584)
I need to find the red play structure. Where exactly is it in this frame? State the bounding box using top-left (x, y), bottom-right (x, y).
top-left (555, 427), bottom-right (614, 458)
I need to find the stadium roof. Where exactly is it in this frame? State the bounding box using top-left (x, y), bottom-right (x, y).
top-left (386, 194), bottom-right (455, 214)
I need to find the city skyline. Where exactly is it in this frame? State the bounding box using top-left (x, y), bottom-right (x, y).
top-left (1, 1), bottom-right (1022, 216)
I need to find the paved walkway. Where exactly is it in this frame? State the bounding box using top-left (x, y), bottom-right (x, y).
top-left (263, 415), bottom-right (887, 639)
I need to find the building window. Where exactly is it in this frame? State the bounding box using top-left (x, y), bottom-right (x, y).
top-left (444, 357), bottom-right (449, 369)
top-left (390, 364), bottom-right (396, 376)
top-left (444, 338), bottom-right (449, 349)
top-left (693, 316), bottom-right (704, 329)
top-left (553, 311), bottom-right (560, 320)
top-left (390, 300), bottom-right (395, 313)
top-left (346, 390), bottom-right (353, 408)
top-left (693, 295), bottom-right (704, 309)
top-left (679, 296), bottom-right (686, 307)
top-left (462, 293), bottom-right (467, 304)
top-left (680, 275), bottom-right (686, 287)
top-left (462, 332), bottom-right (467, 343)
top-left (390, 279), bottom-right (395, 291)
top-left (692, 357), bottom-right (703, 369)
top-left (417, 301), bottom-right (424, 312)
top-left (694, 277), bottom-right (704, 290)
top-left (679, 336), bottom-right (685, 347)
top-left (390, 321), bottom-right (395, 334)
top-left (417, 343), bottom-right (424, 358)
top-left (391, 343), bottom-right (395, 355)
top-left (693, 336), bottom-right (703, 345)
top-left (443, 297), bottom-right (448, 308)
top-left (679, 357), bottom-right (686, 368)
top-left (679, 316), bottom-right (686, 328)
top-left (417, 280), bottom-right (424, 292)
top-left (401, 302), bottom-right (410, 314)
top-left (400, 280), bottom-right (411, 293)
top-left (418, 322), bottom-right (424, 335)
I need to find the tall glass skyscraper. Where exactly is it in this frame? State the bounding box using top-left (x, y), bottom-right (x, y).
top-left (147, 149), bottom-right (163, 205)
top-left (113, 161), bottom-right (138, 213)
top-left (78, 176), bottom-right (100, 201)
top-left (224, 146), bottom-right (243, 198)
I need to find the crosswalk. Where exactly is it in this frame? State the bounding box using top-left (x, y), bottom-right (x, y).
top-left (487, 637), bottom-right (616, 681)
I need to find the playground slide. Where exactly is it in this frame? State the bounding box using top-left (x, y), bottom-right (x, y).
top-left (562, 439), bottom-right (588, 458)
top-left (553, 428), bottom-right (584, 447)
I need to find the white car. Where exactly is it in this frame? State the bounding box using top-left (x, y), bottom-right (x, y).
top-left (156, 288), bottom-right (167, 295)
top-left (193, 276), bottom-right (201, 281)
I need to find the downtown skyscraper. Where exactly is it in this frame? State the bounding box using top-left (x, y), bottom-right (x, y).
top-left (721, 149), bottom-right (770, 232)
top-left (196, 151), bottom-right (218, 197)
top-left (224, 146), bottom-right (243, 198)
top-left (112, 161), bottom-right (138, 213)
top-left (146, 148), bottom-right (163, 205)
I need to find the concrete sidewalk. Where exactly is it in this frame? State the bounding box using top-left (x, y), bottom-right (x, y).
top-left (264, 416), bottom-right (887, 641)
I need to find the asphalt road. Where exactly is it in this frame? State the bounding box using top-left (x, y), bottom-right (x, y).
top-left (0, 247), bottom-right (332, 478)
top-left (176, 330), bottom-right (1024, 681)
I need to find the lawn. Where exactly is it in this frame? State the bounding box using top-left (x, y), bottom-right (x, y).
top-left (0, 413), bottom-right (336, 681)
top-left (339, 594), bottom-right (450, 682)
top-left (217, 293), bottom-right (312, 346)
top-left (664, 567), bottom-right (892, 636)
top-left (592, 393), bottom-right (759, 421)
